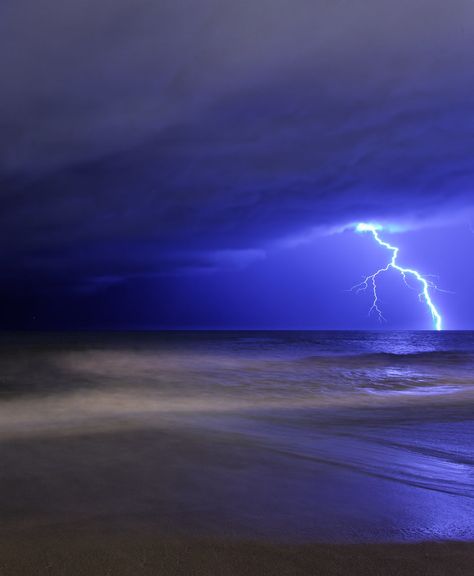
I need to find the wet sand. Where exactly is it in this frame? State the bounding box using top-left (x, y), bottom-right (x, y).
top-left (1, 526), bottom-right (473, 575)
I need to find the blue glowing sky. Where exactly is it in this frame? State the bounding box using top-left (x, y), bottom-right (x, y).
top-left (1, 0), bottom-right (473, 329)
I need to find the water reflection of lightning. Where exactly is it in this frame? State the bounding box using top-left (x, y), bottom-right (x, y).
top-left (352, 223), bottom-right (442, 331)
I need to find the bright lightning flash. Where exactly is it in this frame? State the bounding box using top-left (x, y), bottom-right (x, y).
top-left (352, 223), bottom-right (443, 331)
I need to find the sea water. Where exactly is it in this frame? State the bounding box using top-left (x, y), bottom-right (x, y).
top-left (0, 331), bottom-right (473, 542)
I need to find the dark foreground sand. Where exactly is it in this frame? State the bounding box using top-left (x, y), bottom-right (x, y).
top-left (0, 527), bottom-right (473, 576)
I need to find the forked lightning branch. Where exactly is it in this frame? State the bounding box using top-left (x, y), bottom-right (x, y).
top-left (351, 223), bottom-right (443, 331)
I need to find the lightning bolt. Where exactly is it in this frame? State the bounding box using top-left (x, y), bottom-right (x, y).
top-left (351, 222), bottom-right (443, 331)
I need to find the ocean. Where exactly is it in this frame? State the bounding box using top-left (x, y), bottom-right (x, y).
top-left (0, 330), bottom-right (473, 542)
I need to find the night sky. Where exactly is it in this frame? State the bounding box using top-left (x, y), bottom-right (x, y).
top-left (1, 0), bottom-right (473, 330)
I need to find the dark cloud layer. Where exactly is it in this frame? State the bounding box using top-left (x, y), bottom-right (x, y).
top-left (1, 0), bottom-right (474, 292)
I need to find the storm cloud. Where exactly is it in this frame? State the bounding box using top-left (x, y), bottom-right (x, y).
top-left (1, 0), bottom-right (474, 286)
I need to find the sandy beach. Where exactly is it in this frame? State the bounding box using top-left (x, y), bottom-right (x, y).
top-left (1, 526), bottom-right (474, 575)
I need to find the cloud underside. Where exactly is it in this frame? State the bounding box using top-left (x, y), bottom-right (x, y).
top-left (1, 0), bottom-right (474, 283)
